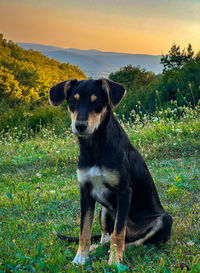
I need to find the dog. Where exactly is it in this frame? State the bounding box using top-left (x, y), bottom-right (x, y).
top-left (49, 79), bottom-right (173, 265)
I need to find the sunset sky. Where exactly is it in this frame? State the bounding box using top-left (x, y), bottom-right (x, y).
top-left (0, 0), bottom-right (200, 54)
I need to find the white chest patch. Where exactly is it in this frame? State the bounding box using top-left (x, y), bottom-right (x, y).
top-left (77, 166), bottom-right (119, 206)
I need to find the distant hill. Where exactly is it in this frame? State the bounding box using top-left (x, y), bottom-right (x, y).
top-left (18, 43), bottom-right (163, 78)
top-left (0, 36), bottom-right (85, 104)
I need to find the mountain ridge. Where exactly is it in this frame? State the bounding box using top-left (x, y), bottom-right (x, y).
top-left (18, 43), bottom-right (163, 78)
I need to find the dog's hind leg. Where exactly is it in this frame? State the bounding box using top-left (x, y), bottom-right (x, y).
top-left (100, 207), bottom-right (114, 244)
top-left (125, 213), bottom-right (173, 249)
top-left (142, 213), bottom-right (173, 245)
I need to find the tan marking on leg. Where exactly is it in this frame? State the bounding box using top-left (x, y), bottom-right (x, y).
top-left (78, 210), bottom-right (94, 254)
top-left (109, 226), bottom-right (126, 265)
top-left (74, 93), bottom-right (80, 101)
top-left (91, 94), bottom-right (97, 102)
top-left (73, 210), bottom-right (94, 264)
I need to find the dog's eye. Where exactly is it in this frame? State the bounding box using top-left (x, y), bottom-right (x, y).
top-left (69, 99), bottom-right (78, 105)
top-left (93, 99), bottom-right (104, 112)
top-left (93, 99), bottom-right (102, 105)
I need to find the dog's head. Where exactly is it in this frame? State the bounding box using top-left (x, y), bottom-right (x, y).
top-left (49, 79), bottom-right (126, 136)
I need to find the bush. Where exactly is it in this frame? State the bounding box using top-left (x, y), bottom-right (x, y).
top-left (0, 100), bottom-right (71, 139)
top-left (0, 34), bottom-right (86, 104)
top-left (112, 55), bottom-right (200, 119)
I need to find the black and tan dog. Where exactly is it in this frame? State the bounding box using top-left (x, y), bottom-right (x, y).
top-left (49, 79), bottom-right (173, 265)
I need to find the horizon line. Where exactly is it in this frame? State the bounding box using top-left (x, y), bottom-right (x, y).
top-left (16, 41), bottom-right (164, 56)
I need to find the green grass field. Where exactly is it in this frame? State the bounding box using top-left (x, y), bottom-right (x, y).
top-left (0, 106), bottom-right (200, 272)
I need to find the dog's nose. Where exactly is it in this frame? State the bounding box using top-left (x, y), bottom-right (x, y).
top-left (75, 121), bottom-right (88, 132)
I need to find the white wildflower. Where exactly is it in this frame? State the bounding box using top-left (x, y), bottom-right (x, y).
top-left (187, 241), bottom-right (195, 246)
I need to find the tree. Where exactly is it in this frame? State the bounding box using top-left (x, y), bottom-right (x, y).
top-left (0, 66), bottom-right (23, 101)
top-left (109, 65), bottom-right (155, 89)
top-left (0, 34), bottom-right (86, 104)
top-left (161, 43), bottom-right (194, 72)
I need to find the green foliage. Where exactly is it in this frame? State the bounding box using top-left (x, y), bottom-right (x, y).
top-left (109, 65), bottom-right (156, 89)
top-left (1, 38), bottom-right (200, 136)
top-left (159, 55), bottom-right (200, 106)
top-left (113, 79), bottom-right (160, 117)
top-left (0, 105), bottom-right (200, 272)
top-left (161, 43), bottom-right (194, 72)
top-left (109, 65), bottom-right (157, 117)
top-left (0, 33), bottom-right (87, 137)
top-left (120, 102), bottom-right (200, 160)
top-left (110, 46), bottom-right (200, 118)
top-left (0, 34), bottom-right (86, 104)
top-left (0, 99), bottom-right (71, 138)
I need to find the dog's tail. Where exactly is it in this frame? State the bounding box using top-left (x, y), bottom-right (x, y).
top-left (53, 230), bottom-right (101, 243)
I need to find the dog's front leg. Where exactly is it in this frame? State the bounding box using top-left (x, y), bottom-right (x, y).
top-left (109, 187), bottom-right (131, 265)
top-left (72, 184), bottom-right (95, 265)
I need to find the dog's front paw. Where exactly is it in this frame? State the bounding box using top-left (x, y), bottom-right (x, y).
top-left (72, 253), bottom-right (89, 265)
top-left (108, 251), bottom-right (123, 265)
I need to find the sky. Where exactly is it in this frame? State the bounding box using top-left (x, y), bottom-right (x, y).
top-left (0, 0), bottom-right (200, 54)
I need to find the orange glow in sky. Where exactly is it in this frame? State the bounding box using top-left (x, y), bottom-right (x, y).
top-left (0, 0), bottom-right (199, 54)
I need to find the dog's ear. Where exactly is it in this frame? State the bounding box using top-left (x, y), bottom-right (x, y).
top-left (49, 79), bottom-right (77, 106)
top-left (101, 79), bottom-right (126, 109)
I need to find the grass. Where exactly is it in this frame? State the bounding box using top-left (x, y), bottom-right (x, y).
top-left (0, 104), bottom-right (200, 272)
